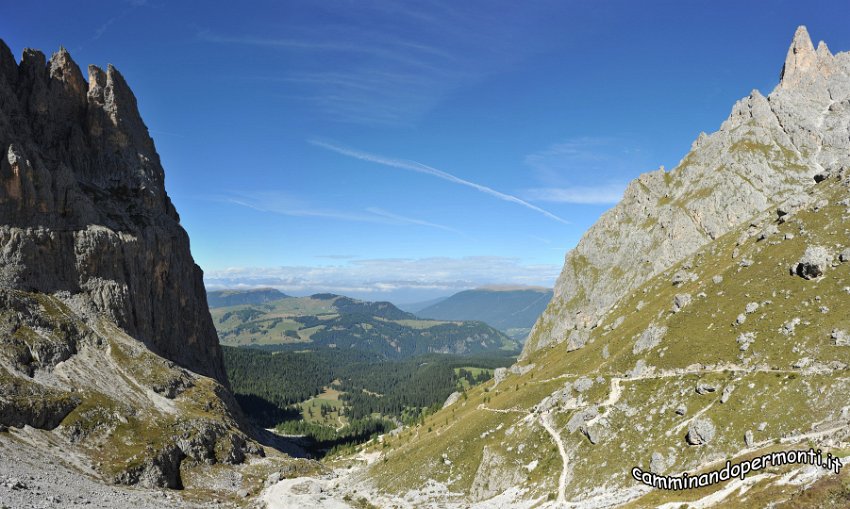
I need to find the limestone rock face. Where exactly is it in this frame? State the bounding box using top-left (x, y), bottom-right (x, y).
top-left (0, 41), bottom-right (225, 383)
top-left (525, 26), bottom-right (850, 356)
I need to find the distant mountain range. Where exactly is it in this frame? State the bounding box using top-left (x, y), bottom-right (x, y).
top-left (207, 288), bottom-right (289, 308)
top-left (396, 295), bottom-right (450, 314)
top-left (416, 286), bottom-right (553, 341)
top-left (210, 292), bottom-right (519, 358)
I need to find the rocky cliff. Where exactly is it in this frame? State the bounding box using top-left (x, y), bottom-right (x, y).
top-left (0, 41), bottom-right (277, 497)
top-left (524, 26), bottom-right (850, 357)
top-left (0, 41), bottom-right (225, 383)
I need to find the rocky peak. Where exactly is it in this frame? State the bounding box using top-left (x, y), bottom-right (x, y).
top-left (781, 26), bottom-right (816, 81)
top-left (0, 42), bottom-right (268, 494)
top-left (48, 47), bottom-right (86, 95)
top-left (780, 25), bottom-right (834, 89)
top-left (817, 40), bottom-right (832, 59)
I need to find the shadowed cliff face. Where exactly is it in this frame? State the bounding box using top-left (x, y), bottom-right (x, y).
top-left (0, 41), bottom-right (226, 384)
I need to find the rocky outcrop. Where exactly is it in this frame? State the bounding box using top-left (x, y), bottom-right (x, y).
top-left (0, 40), bottom-right (224, 383)
top-left (470, 447), bottom-right (526, 502)
top-left (525, 26), bottom-right (850, 356)
top-left (442, 391), bottom-right (462, 409)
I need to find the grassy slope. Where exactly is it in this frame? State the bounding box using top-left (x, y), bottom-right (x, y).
top-left (363, 174), bottom-right (850, 507)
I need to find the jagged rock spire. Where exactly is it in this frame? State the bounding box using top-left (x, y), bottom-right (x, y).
top-left (780, 26), bottom-right (818, 88)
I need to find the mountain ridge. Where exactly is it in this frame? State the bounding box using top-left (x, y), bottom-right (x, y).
top-left (211, 291), bottom-right (520, 357)
top-left (418, 287), bottom-right (553, 339)
top-left (207, 287), bottom-right (289, 308)
top-left (524, 25), bottom-right (850, 358)
top-left (0, 40), bottom-right (226, 383)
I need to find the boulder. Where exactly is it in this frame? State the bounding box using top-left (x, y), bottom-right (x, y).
top-left (720, 385), bottom-right (735, 404)
top-left (758, 224), bottom-right (780, 240)
top-left (580, 424), bottom-right (604, 444)
top-left (737, 332), bottom-right (756, 351)
top-left (493, 367), bottom-right (508, 387)
top-left (672, 271), bottom-right (696, 286)
top-left (686, 419), bottom-right (716, 445)
top-left (792, 246), bottom-right (833, 279)
top-left (832, 329), bottom-right (850, 346)
top-left (672, 294), bottom-right (692, 313)
top-left (696, 383), bottom-right (717, 395)
top-left (442, 391), bottom-right (462, 409)
top-left (650, 452), bottom-right (666, 474)
top-left (573, 377), bottom-right (593, 393)
top-left (567, 407), bottom-right (599, 433)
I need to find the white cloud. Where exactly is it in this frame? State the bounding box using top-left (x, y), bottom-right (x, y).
top-left (524, 137), bottom-right (636, 175)
top-left (522, 136), bottom-right (648, 205)
top-left (204, 256), bottom-right (560, 302)
top-left (311, 140), bottom-right (569, 224)
top-left (196, 29), bottom-right (463, 126)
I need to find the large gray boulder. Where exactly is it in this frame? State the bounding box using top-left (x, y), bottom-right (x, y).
top-left (567, 407), bottom-right (599, 433)
top-left (792, 246), bottom-right (833, 279)
top-left (686, 418), bottom-right (716, 446)
top-left (442, 391), bottom-right (462, 409)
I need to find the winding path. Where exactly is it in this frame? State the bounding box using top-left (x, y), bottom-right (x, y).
top-left (539, 409), bottom-right (569, 505)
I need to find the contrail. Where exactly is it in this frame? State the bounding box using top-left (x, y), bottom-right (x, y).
top-left (366, 207), bottom-right (464, 234)
top-left (310, 140), bottom-right (569, 224)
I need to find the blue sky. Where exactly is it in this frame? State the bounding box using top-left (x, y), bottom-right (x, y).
top-left (3, 1), bottom-right (849, 302)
